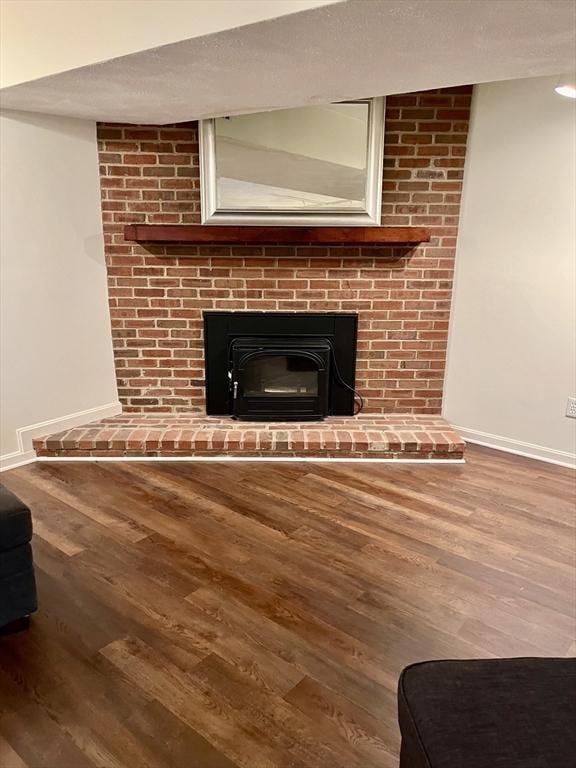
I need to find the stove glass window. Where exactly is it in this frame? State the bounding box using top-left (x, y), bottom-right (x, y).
top-left (243, 355), bottom-right (319, 396)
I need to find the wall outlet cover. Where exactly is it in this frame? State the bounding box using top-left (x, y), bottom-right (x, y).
top-left (566, 397), bottom-right (576, 419)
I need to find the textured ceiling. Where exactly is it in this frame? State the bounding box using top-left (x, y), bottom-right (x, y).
top-left (1, 0), bottom-right (575, 124)
top-left (0, 0), bottom-right (337, 88)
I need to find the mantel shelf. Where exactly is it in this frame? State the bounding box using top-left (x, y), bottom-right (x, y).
top-left (123, 224), bottom-right (431, 246)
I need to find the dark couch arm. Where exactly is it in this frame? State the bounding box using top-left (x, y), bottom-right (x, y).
top-left (0, 485), bottom-right (37, 628)
top-left (398, 658), bottom-right (576, 768)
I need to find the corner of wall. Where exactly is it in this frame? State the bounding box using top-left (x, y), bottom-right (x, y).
top-left (0, 400), bottom-right (122, 472)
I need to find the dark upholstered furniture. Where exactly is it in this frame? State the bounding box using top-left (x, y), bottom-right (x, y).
top-left (0, 484), bottom-right (37, 630)
top-left (398, 658), bottom-right (576, 768)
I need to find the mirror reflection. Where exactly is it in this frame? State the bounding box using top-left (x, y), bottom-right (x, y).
top-left (214, 103), bottom-right (370, 211)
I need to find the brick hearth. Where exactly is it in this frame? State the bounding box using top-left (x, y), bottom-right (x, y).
top-left (33, 414), bottom-right (464, 460)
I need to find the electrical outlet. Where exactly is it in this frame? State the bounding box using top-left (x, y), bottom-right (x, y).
top-left (566, 397), bottom-right (576, 419)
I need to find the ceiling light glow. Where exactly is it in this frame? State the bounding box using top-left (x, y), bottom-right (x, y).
top-left (555, 74), bottom-right (576, 99)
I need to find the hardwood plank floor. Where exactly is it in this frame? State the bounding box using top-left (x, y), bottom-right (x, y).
top-left (1, 446), bottom-right (574, 768)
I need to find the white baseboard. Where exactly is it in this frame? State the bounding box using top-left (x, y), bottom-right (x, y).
top-left (0, 449), bottom-right (37, 472)
top-left (0, 401), bottom-right (122, 473)
top-left (454, 425), bottom-right (576, 469)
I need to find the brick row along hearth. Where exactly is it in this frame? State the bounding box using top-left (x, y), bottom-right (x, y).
top-left (35, 87), bottom-right (472, 460)
top-left (33, 415), bottom-right (465, 459)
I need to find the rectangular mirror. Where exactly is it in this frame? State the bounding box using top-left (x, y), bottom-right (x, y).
top-left (200, 98), bottom-right (385, 226)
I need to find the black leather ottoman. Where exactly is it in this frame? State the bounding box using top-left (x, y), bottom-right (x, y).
top-left (398, 658), bottom-right (576, 768)
top-left (0, 484), bottom-right (37, 630)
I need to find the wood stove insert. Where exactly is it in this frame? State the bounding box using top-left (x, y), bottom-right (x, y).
top-left (204, 312), bottom-right (358, 420)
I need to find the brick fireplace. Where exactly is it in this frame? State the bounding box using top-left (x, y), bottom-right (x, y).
top-left (33, 87), bottom-right (471, 460)
top-left (100, 86), bottom-right (471, 415)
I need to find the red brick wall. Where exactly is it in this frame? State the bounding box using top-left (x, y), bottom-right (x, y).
top-left (98, 86), bottom-right (472, 414)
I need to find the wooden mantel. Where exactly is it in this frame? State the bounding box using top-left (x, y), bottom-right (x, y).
top-left (123, 224), bottom-right (431, 246)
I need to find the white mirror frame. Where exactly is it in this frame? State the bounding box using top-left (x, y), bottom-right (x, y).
top-left (199, 97), bottom-right (385, 227)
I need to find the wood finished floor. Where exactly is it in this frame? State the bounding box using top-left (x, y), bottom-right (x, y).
top-left (0, 446), bottom-right (574, 768)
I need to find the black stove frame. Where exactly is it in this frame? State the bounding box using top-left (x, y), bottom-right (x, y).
top-left (203, 312), bottom-right (358, 418)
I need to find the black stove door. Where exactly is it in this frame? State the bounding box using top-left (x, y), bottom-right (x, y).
top-left (233, 349), bottom-right (329, 420)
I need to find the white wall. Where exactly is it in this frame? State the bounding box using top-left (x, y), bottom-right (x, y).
top-left (0, 110), bottom-right (119, 469)
top-left (0, 0), bottom-right (336, 88)
top-left (444, 76), bottom-right (576, 467)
